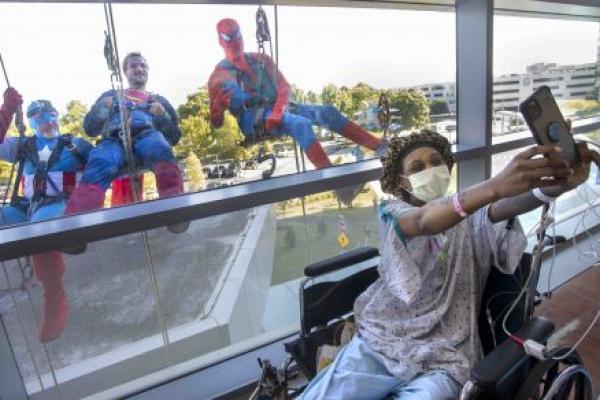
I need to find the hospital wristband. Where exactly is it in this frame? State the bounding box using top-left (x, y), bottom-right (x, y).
top-left (532, 188), bottom-right (557, 203)
top-left (452, 192), bottom-right (468, 218)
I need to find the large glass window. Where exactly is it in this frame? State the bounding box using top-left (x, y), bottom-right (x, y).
top-left (0, 3), bottom-right (455, 230)
top-left (0, 4), bottom-right (456, 396)
top-left (491, 15), bottom-right (600, 234)
top-left (492, 15), bottom-right (600, 141)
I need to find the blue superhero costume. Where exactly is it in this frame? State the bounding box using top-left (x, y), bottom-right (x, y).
top-left (65, 88), bottom-right (183, 214)
top-left (0, 96), bottom-right (92, 343)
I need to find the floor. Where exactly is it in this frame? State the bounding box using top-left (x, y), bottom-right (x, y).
top-left (221, 264), bottom-right (600, 399)
top-left (535, 263), bottom-right (600, 384)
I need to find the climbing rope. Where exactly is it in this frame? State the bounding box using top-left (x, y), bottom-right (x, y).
top-left (103, 0), bottom-right (140, 201)
top-left (102, 0), bottom-right (173, 364)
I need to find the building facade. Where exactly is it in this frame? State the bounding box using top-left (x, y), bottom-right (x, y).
top-left (413, 62), bottom-right (598, 113)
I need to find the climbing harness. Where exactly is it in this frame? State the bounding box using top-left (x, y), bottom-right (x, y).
top-left (103, 0), bottom-right (140, 201)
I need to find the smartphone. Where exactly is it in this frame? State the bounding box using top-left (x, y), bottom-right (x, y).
top-left (519, 85), bottom-right (579, 166)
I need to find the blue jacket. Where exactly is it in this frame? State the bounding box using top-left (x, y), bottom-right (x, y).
top-left (84, 89), bottom-right (182, 146)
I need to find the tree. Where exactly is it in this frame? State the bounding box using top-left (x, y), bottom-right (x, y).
top-left (429, 99), bottom-right (450, 115)
top-left (175, 87), bottom-right (250, 161)
top-left (388, 89), bottom-right (430, 130)
top-left (185, 152), bottom-right (205, 191)
top-left (337, 88), bottom-right (353, 117)
top-left (177, 87), bottom-right (211, 120)
top-left (321, 84), bottom-right (340, 106)
top-left (291, 84), bottom-right (307, 103)
top-left (306, 91), bottom-right (319, 104)
top-left (347, 82), bottom-right (378, 116)
top-left (60, 100), bottom-right (90, 138)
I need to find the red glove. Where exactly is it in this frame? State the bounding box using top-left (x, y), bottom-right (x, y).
top-left (0, 87), bottom-right (22, 140)
top-left (2, 87), bottom-right (23, 115)
top-left (265, 105), bottom-right (284, 131)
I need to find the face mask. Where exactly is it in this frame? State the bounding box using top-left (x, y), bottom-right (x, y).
top-left (29, 112), bottom-right (59, 139)
top-left (404, 165), bottom-right (450, 202)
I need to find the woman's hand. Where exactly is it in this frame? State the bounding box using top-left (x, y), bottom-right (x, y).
top-left (543, 141), bottom-right (600, 196)
top-left (488, 145), bottom-right (572, 199)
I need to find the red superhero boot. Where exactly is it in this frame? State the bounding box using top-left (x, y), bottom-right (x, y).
top-left (340, 121), bottom-right (382, 152)
top-left (153, 161), bottom-right (189, 233)
top-left (33, 252), bottom-right (69, 343)
top-left (304, 142), bottom-right (332, 170)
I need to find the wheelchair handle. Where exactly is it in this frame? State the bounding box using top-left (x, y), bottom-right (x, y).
top-left (304, 246), bottom-right (379, 278)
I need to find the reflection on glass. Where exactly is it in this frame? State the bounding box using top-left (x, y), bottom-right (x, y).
top-left (492, 15), bottom-right (600, 142)
top-left (492, 141), bottom-right (600, 234)
top-left (0, 2), bottom-right (456, 229)
top-left (63, 52), bottom-right (185, 217)
top-left (1, 233), bottom-right (164, 396)
top-left (273, 183), bottom-right (380, 286)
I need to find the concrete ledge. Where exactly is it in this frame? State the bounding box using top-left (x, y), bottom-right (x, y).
top-left (26, 205), bottom-right (275, 400)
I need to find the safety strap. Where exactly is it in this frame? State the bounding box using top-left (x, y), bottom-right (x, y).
top-left (62, 134), bottom-right (86, 165)
top-left (14, 135), bottom-right (83, 202)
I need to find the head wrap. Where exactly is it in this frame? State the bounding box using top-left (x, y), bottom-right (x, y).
top-left (380, 129), bottom-right (454, 198)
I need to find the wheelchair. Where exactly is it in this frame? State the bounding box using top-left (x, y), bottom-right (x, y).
top-left (254, 241), bottom-right (595, 400)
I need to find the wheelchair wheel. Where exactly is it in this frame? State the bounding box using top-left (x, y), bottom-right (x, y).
top-left (515, 349), bottom-right (593, 400)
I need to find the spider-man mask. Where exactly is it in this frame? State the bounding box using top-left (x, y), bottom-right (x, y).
top-left (217, 18), bottom-right (244, 63)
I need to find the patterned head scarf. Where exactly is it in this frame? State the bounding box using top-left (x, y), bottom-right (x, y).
top-left (380, 129), bottom-right (454, 199)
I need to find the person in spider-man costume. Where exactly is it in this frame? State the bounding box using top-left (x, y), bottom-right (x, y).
top-left (208, 18), bottom-right (388, 170)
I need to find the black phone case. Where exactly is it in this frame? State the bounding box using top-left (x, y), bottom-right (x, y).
top-left (519, 85), bottom-right (579, 166)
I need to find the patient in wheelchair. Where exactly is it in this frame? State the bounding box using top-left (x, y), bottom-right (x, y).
top-left (299, 129), bottom-right (600, 400)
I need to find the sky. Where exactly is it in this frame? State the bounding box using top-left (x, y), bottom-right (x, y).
top-left (0, 3), bottom-right (597, 112)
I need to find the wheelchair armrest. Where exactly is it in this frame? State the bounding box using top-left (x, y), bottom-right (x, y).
top-left (470, 316), bottom-right (554, 390)
top-left (304, 246), bottom-right (379, 277)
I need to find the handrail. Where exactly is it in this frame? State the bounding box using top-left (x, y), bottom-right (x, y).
top-left (1, 115), bottom-right (599, 261)
top-left (0, 158), bottom-right (381, 261)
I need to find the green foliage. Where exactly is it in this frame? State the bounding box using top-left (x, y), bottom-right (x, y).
top-left (306, 91), bottom-right (319, 104)
top-left (429, 99), bottom-right (450, 115)
top-left (560, 99), bottom-right (600, 118)
top-left (388, 89), bottom-right (430, 129)
top-left (175, 87), bottom-right (250, 161)
top-left (177, 87), bottom-right (211, 120)
top-left (0, 160), bottom-right (13, 182)
top-left (320, 83), bottom-right (380, 118)
top-left (347, 82), bottom-right (378, 116)
top-left (291, 84), bottom-right (307, 103)
top-left (60, 100), bottom-right (91, 138)
top-left (185, 152), bottom-right (205, 191)
top-left (320, 83), bottom-right (340, 105)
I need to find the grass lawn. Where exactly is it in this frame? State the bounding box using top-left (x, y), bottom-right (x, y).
top-left (272, 202), bottom-right (379, 285)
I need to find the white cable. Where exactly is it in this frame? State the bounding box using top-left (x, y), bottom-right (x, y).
top-left (550, 307), bottom-right (600, 361)
top-left (572, 186), bottom-right (600, 258)
top-left (545, 202), bottom-right (557, 298)
top-left (501, 206), bottom-right (551, 339)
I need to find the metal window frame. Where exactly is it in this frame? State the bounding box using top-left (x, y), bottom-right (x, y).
top-left (1, 1), bottom-right (600, 399)
top-left (0, 113), bottom-right (593, 262)
top-left (455, 0), bottom-right (493, 189)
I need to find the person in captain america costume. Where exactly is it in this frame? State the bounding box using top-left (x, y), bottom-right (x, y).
top-left (208, 18), bottom-right (388, 171)
top-left (0, 88), bottom-right (93, 342)
top-left (64, 52), bottom-right (185, 224)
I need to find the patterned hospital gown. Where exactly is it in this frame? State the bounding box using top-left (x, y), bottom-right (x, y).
top-left (354, 199), bottom-right (527, 385)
